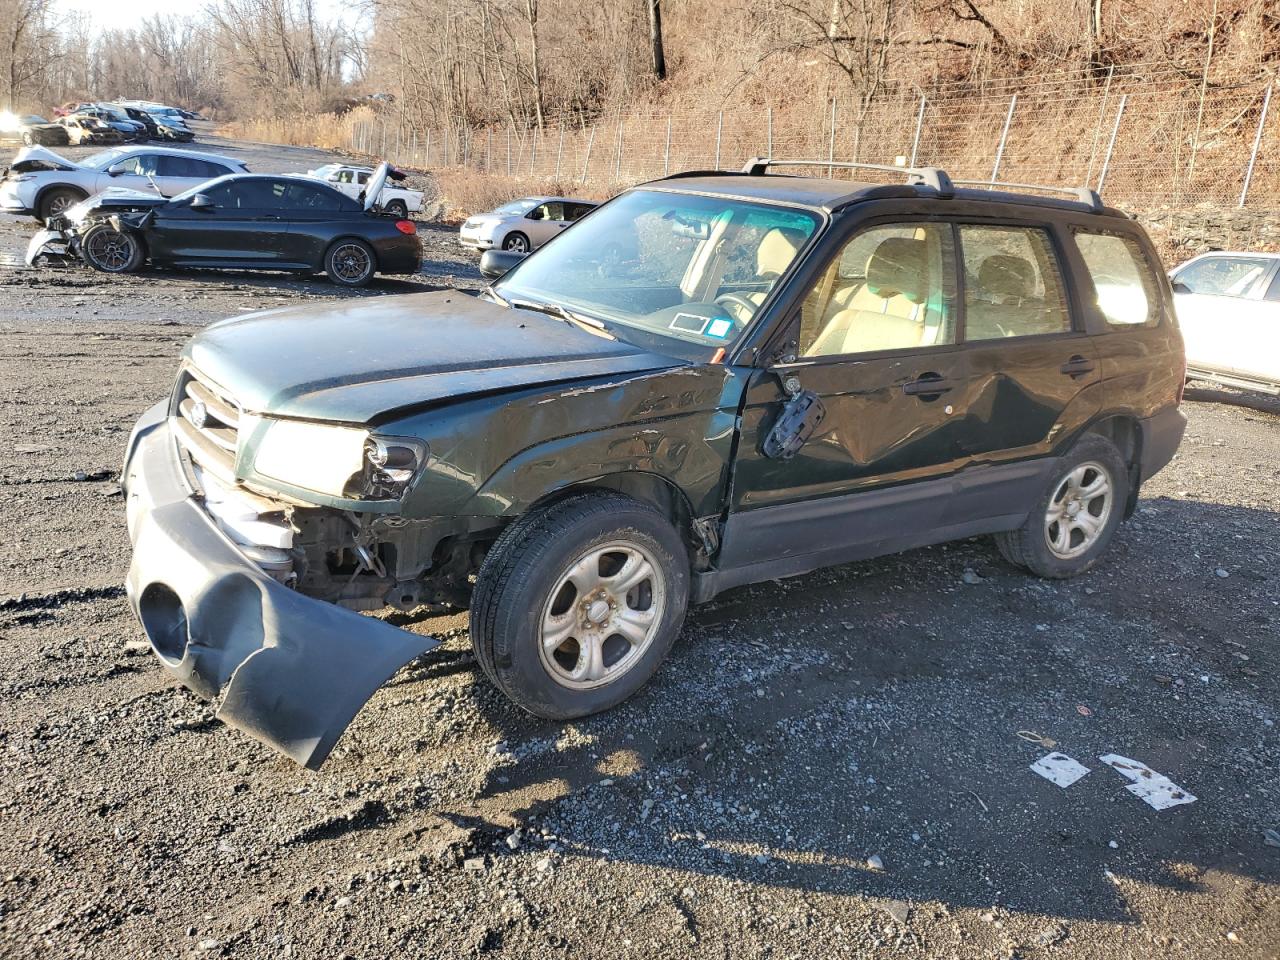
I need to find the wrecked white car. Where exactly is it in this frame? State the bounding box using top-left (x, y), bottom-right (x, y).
top-left (0, 145), bottom-right (247, 221)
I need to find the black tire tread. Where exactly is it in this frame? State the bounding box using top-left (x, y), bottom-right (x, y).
top-left (470, 491), bottom-right (685, 719)
top-left (995, 433), bottom-right (1128, 579)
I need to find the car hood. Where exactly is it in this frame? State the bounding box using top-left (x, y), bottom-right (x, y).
top-left (8, 144), bottom-right (81, 172)
top-left (64, 188), bottom-right (167, 223)
top-left (184, 291), bottom-right (685, 423)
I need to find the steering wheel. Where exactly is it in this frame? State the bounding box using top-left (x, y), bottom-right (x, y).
top-left (714, 293), bottom-right (758, 327)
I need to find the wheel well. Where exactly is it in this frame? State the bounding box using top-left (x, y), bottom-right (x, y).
top-left (531, 474), bottom-right (699, 553)
top-left (1086, 415), bottom-right (1142, 516)
top-left (35, 183), bottom-right (87, 212)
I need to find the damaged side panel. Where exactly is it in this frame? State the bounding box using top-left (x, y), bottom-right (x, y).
top-left (124, 403), bottom-right (438, 769)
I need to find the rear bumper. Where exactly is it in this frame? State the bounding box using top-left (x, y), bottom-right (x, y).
top-left (1138, 405), bottom-right (1187, 482)
top-left (376, 235), bottom-right (422, 274)
top-left (122, 401), bottom-right (438, 769)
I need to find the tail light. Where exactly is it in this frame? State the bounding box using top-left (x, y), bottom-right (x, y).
top-left (394, 219), bottom-right (416, 235)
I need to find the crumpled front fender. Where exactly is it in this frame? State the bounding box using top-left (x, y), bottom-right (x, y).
top-left (123, 403), bottom-right (438, 769)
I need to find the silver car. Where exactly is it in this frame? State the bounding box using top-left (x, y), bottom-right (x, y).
top-left (0, 145), bottom-right (247, 221)
top-left (459, 196), bottom-right (597, 253)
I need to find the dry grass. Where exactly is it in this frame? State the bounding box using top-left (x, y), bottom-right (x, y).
top-left (220, 106), bottom-right (378, 151)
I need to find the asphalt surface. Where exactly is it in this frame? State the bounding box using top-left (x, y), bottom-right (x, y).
top-left (0, 137), bottom-right (1277, 960)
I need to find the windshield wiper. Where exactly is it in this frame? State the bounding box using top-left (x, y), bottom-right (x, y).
top-left (509, 298), bottom-right (614, 339)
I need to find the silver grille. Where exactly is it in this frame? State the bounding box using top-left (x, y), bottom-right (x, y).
top-left (172, 368), bottom-right (242, 482)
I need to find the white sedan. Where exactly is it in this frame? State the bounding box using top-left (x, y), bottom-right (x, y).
top-left (0, 145), bottom-right (247, 221)
top-left (1170, 251), bottom-right (1280, 394)
top-left (459, 196), bottom-right (597, 253)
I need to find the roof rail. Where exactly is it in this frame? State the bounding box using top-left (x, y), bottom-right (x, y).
top-left (741, 157), bottom-right (954, 197)
top-left (951, 178), bottom-right (1103, 211)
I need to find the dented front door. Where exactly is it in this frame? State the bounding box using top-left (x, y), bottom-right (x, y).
top-left (719, 350), bottom-right (973, 569)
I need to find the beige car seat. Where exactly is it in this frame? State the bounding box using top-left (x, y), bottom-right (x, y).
top-left (734, 228), bottom-right (808, 313)
top-left (967, 254), bottom-right (1058, 338)
top-left (807, 237), bottom-right (931, 355)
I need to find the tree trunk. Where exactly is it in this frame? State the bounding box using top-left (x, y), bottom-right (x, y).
top-left (648, 0), bottom-right (666, 82)
top-left (525, 0), bottom-right (545, 128)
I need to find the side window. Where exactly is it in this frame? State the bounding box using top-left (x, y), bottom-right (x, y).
top-left (281, 183), bottom-right (343, 210)
top-left (799, 222), bottom-right (956, 358)
top-left (155, 156), bottom-right (206, 178)
top-left (113, 155), bottom-right (145, 175)
top-left (1173, 255), bottom-right (1272, 298)
top-left (356, 172), bottom-right (370, 185)
top-left (543, 201), bottom-right (566, 221)
top-left (1265, 269), bottom-right (1280, 303)
top-left (1074, 231), bottom-right (1160, 327)
top-left (959, 225), bottom-right (1072, 340)
top-left (569, 203), bottom-right (595, 221)
top-left (336, 170), bottom-right (355, 184)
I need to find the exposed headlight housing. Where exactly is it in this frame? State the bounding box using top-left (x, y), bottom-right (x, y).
top-left (249, 418), bottom-right (426, 501)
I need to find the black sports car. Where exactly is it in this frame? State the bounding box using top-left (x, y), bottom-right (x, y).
top-left (26, 167), bottom-right (421, 287)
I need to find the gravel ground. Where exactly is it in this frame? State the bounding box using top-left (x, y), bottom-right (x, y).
top-left (0, 137), bottom-right (1277, 960)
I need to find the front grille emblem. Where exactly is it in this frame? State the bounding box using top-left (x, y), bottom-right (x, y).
top-left (191, 400), bottom-right (208, 429)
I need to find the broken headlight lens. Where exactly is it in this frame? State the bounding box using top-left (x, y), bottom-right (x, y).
top-left (355, 437), bottom-right (428, 499)
top-left (250, 419), bottom-right (426, 502)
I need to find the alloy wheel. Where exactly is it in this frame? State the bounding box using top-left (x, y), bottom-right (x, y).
top-left (538, 540), bottom-right (666, 690)
top-left (1044, 461), bottom-right (1113, 559)
top-left (331, 243), bottom-right (372, 283)
top-left (85, 229), bottom-right (136, 271)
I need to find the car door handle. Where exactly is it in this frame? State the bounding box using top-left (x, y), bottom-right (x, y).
top-left (1060, 356), bottom-right (1096, 378)
top-left (902, 373), bottom-right (958, 397)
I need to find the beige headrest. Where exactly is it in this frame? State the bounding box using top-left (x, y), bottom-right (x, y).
top-left (756, 228), bottom-right (807, 279)
top-left (979, 255), bottom-right (1035, 300)
top-left (866, 238), bottom-right (928, 304)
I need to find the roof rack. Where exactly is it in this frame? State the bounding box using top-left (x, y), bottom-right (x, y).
top-left (741, 157), bottom-right (954, 196)
top-left (950, 178), bottom-right (1103, 212)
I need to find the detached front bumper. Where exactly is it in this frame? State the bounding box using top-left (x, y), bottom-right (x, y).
top-left (122, 402), bottom-right (438, 769)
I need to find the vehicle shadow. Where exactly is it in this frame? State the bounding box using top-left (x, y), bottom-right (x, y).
top-left (405, 495), bottom-right (1279, 922)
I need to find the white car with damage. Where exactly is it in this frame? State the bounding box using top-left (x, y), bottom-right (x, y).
top-left (1, 145), bottom-right (248, 222)
top-left (306, 163), bottom-right (423, 218)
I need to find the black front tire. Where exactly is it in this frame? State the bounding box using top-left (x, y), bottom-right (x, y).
top-left (324, 239), bottom-right (377, 287)
top-left (995, 433), bottom-right (1129, 579)
top-left (79, 223), bottom-right (145, 273)
top-left (470, 492), bottom-right (690, 720)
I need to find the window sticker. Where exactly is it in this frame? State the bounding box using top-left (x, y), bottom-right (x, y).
top-left (669, 312), bottom-right (710, 334)
top-left (706, 317), bottom-right (733, 338)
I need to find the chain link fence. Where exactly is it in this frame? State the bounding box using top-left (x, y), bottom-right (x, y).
top-left (344, 63), bottom-right (1278, 218)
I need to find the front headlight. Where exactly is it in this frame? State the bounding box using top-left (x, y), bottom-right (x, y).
top-left (249, 417), bottom-right (426, 501)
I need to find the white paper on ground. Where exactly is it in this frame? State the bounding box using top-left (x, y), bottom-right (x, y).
top-left (1099, 754), bottom-right (1197, 810)
top-left (1030, 752), bottom-right (1091, 788)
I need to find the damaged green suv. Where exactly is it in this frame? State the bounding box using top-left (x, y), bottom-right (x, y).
top-left (122, 160), bottom-right (1186, 768)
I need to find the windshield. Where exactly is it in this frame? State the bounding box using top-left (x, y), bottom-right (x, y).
top-left (171, 174), bottom-right (236, 202)
top-left (22, 116), bottom-right (47, 124)
top-left (493, 189), bottom-right (821, 354)
top-left (82, 148), bottom-right (128, 169)
top-left (492, 198), bottom-right (542, 216)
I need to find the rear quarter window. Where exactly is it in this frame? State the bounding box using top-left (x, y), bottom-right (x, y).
top-left (1072, 230), bottom-right (1161, 328)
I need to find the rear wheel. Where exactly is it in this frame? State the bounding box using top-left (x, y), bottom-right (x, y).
top-left (470, 492), bottom-right (690, 720)
top-left (325, 239), bottom-right (376, 287)
top-left (80, 223), bottom-right (144, 273)
top-left (39, 187), bottom-right (86, 222)
top-left (995, 434), bottom-right (1128, 578)
top-left (384, 199), bottom-right (408, 218)
top-left (503, 231), bottom-right (530, 253)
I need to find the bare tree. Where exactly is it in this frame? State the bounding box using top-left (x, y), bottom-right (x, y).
top-left (648, 0), bottom-right (666, 81)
